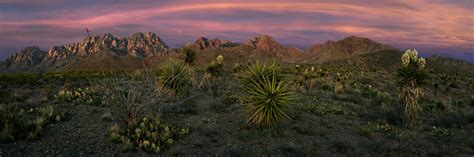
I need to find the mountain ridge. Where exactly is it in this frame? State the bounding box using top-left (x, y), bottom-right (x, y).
top-left (2, 32), bottom-right (466, 72)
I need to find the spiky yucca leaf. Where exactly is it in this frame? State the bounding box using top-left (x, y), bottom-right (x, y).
top-left (244, 72), bottom-right (293, 128)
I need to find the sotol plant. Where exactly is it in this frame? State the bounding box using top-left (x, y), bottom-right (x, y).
top-left (397, 49), bottom-right (427, 128)
top-left (241, 62), bottom-right (293, 128)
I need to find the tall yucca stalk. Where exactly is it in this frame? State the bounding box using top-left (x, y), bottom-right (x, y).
top-left (397, 49), bottom-right (427, 128)
top-left (242, 62), bottom-right (292, 128)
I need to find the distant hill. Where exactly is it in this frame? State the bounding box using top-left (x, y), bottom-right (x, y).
top-left (302, 36), bottom-right (398, 63)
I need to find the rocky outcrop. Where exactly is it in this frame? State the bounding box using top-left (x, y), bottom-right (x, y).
top-left (193, 37), bottom-right (239, 50)
top-left (44, 32), bottom-right (173, 63)
top-left (303, 36), bottom-right (397, 62)
top-left (246, 35), bottom-right (284, 51)
top-left (1, 46), bottom-right (46, 71)
top-left (1, 32), bottom-right (177, 71)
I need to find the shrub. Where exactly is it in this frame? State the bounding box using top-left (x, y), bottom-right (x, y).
top-left (0, 104), bottom-right (63, 142)
top-left (359, 122), bottom-right (399, 138)
top-left (362, 84), bottom-right (378, 98)
top-left (179, 46), bottom-right (196, 65)
top-left (159, 60), bottom-right (192, 98)
top-left (397, 49), bottom-right (428, 128)
top-left (206, 55), bottom-right (224, 77)
top-left (241, 62), bottom-right (293, 128)
top-left (0, 104), bottom-right (24, 142)
top-left (96, 68), bottom-right (161, 125)
top-left (111, 117), bottom-right (189, 154)
top-left (428, 126), bottom-right (451, 139)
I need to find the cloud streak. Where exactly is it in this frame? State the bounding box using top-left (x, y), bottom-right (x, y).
top-left (0, 0), bottom-right (473, 59)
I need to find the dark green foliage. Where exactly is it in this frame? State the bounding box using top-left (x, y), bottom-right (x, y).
top-left (180, 46), bottom-right (196, 65)
top-left (159, 60), bottom-right (192, 97)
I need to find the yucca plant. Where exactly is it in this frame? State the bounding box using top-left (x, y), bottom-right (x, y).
top-left (241, 62), bottom-right (293, 128)
top-left (206, 55), bottom-right (224, 77)
top-left (159, 60), bottom-right (192, 98)
top-left (180, 46), bottom-right (196, 66)
top-left (240, 61), bottom-right (283, 86)
top-left (397, 49), bottom-right (428, 128)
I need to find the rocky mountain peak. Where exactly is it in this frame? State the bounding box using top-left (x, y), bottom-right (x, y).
top-left (246, 35), bottom-right (283, 51)
top-left (2, 46), bottom-right (46, 71)
top-left (2, 32), bottom-right (177, 71)
top-left (192, 37), bottom-right (239, 50)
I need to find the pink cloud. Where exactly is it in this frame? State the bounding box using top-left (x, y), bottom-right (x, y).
top-left (0, 0), bottom-right (472, 56)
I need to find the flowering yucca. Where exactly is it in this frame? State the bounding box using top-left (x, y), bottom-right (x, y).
top-left (216, 55), bottom-right (224, 65)
top-left (397, 49), bottom-right (428, 128)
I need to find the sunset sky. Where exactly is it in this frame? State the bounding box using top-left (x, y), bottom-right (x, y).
top-left (1, 0), bottom-right (473, 60)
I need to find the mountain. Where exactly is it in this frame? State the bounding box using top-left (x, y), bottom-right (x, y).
top-left (426, 55), bottom-right (474, 73)
top-left (246, 35), bottom-right (284, 51)
top-left (3, 33), bottom-right (469, 73)
top-left (3, 46), bottom-right (47, 71)
top-left (192, 37), bottom-right (239, 50)
top-left (1, 32), bottom-right (177, 72)
top-left (302, 36), bottom-right (397, 63)
top-left (242, 35), bottom-right (302, 62)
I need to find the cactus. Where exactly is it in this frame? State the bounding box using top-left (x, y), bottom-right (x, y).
top-left (110, 116), bottom-right (189, 154)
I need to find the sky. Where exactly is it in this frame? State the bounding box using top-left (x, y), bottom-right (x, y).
top-left (0, 0), bottom-right (473, 61)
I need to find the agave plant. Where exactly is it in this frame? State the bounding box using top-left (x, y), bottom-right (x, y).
top-left (397, 49), bottom-right (428, 128)
top-left (241, 62), bottom-right (293, 128)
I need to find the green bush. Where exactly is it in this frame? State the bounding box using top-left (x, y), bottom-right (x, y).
top-left (241, 62), bottom-right (293, 128)
top-left (110, 117), bottom-right (189, 154)
top-left (159, 60), bottom-right (192, 97)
